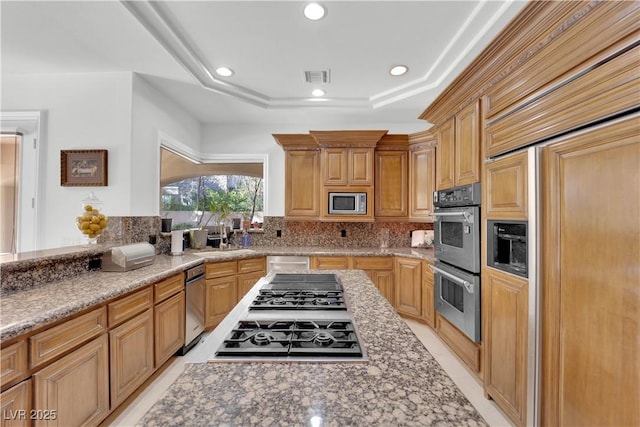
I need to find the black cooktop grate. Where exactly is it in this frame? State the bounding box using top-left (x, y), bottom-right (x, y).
top-left (215, 319), bottom-right (362, 357)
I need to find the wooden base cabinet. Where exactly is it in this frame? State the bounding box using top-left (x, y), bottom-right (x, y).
top-left (394, 257), bottom-right (422, 318)
top-left (205, 276), bottom-right (237, 329)
top-left (483, 267), bottom-right (528, 426)
top-left (154, 291), bottom-right (185, 367)
top-left (33, 335), bottom-right (109, 426)
top-left (421, 262), bottom-right (435, 328)
top-left (109, 309), bottom-right (154, 409)
top-left (1, 380), bottom-right (31, 427)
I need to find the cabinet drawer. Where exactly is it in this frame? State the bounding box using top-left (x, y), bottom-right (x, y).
top-left (1, 340), bottom-right (28, 390)
top-left (30, 307), bottom-right (107, 369)
top-left (206, 260), bottom-right (238, 278)
top-left (311, 256), bottom-right (349, 270)
top-left (108, 287), bottom-right (153, 327)
top-left (352, 256), bottom-right (393, 270)
top-left (238, 257), bottom-right (266, 274)
top-left (436, 313), bottom-right (482, 376)
top-left (154, 273), bottom-right (184, 303)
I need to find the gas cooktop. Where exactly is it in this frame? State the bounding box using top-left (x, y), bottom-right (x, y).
top-left (205, 273), bottom-right (367, 362)
top-left (249, 289), bottom-right (346, 311)
top-left (215, 319), bottom-right (363, 358)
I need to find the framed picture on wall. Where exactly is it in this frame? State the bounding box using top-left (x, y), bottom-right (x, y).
top-left (60, 149), bottom-right (108, 186)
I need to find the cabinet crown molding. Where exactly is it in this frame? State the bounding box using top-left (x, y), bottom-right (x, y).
top-left (272, 134), bottom-right (319, 151)
top-left (376, 134), bottom-right (410, 151)
top-left (310, 130), bottom-right (388, 148)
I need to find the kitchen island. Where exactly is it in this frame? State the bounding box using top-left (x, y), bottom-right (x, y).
top-left (138, 270), bottom-right (487, 426)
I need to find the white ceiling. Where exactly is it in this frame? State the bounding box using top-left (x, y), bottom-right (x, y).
top-left (1, 0), bottom-right (527, 131)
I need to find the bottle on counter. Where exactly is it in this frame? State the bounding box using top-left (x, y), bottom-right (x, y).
top-left (242, 229), bottom-right (250, 248)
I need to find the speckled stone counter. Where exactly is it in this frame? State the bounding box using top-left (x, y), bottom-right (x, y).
top-left (138, 270), bottom-right (486, 427)
top-left (0, 246), bottom-right (433, 343)
top-left (0, 254), bottom-right (203, 342)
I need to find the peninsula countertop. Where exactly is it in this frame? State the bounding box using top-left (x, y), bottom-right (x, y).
top-left (0, 247), bottom-right (433, 343)
top-left (138, 269), bottom-right (487, 427)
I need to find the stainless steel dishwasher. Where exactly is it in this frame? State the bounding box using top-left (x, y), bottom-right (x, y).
top-left (266, 255), bottom-right (310, 273)
top-left (179, 263), bottom-right (205, 355)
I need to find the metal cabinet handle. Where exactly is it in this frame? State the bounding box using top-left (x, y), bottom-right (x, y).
top-left (429, 265), bottom-right (474, 294)
top-left (431, 211), bottom-right (474, 223)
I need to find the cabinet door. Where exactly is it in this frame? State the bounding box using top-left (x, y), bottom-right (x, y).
top-left (205, 276), bottom-right (237, 329)
top-left (455, 100), bottom-right (481, 186)
top-left (366, 270), bottom-right (395, 307)
top-left (375, 150), bottom-right (408, 218)
top-left (421, 262), bottom-right (435, 328)
top-left (237, 271), bottom-right (264, 302)
top-left (322, 148), bottom-right (348, 185)
top-left (485, 151), bottom-right (528, 219)
top-left (436, 118), bottom-right (455, 190)
top-left (1, 379), bottom-right (31, 427)
top-left (33, 335), bottom-right (109, 427)
top-left (349, 148), bottom-right (374, 185)
top-left (394, 257), bottom-right (422, 317)
top-left (483, 267), bottom-right (528, 426)
top-left (154, 291), bottom-right (185, 367)
top-left (285, 150), bottom-right (320, 218)
top-left (409, 146), bottom-right (435, 219)
top-left (541, 115), bottom-right (639, 427)
top-left (109, 309), bottom-right (154, 408)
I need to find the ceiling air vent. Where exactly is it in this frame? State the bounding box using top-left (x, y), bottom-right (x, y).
top-left (304, 70), bottom-right (331, 84)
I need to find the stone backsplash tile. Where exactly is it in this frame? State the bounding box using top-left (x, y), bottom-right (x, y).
top-left (251, 216), bottom-right (433, 248)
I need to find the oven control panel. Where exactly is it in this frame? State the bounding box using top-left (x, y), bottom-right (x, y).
top-left (433, 182), bottom-right (481, 207)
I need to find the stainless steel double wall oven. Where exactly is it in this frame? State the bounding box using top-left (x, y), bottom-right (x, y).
top-left (432, 182), bottom-right (482, 342)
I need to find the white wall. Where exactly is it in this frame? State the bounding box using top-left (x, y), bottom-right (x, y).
top-left (1, 72), bottom-right (202, 250)
top-left (130, 74), bottom-right (201, 216)
top-left (1, 72), bottom-right (133, 249)
top-left (201, 122), bottom-right (430, 216)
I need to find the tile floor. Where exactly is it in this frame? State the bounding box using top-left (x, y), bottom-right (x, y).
top-left (109, 319), bottom-right (514, 426)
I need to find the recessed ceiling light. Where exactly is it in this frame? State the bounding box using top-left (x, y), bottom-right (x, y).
top-left (389, 65), bottom-right (408, 76)
top-left (311, 88), bottom-right (326, 97)
top-left (304, 3), bottom-right (325, 20)
top-left (215, 67), bottom-right (234, 77)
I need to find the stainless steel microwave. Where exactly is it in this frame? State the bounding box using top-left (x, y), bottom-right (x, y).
top-left (328, 192), bottom-right (367, 215)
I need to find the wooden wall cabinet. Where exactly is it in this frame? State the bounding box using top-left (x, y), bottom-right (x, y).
top-left (409, 131), bottom-right (436, 220)
top-left (435, 101), bottom-right (481, 190)
top-left (284, 150), bottom-right (321, 219)
top-left (483, 267), bottom-right (528, 426)
top-left (421, 261), bottom-right (435, 328)
top-left (485, 151), bottom-right (528, 220)
top-left (374, 138), bottom-right (409, 218)
top-left (33, 335), bottom-right (109, 426)
top-left (323, 148), bottom-right (374, 186)
top-left (109, 309), bottom-right (154, 408)
top-left (394, 257), bottom-right (422, 318)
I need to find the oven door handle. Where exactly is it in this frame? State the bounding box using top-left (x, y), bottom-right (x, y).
top-left (429, 265), bottom-right (474, 294)
top-left (431, 211), bottom-right (474, 223)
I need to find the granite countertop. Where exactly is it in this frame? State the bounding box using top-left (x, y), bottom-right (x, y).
top-left (0, 253), bottom-right (203, 342)
top-left (0, 246), bottom-right (434, 343)
top-left (139, 270), bottom-right (487, 427)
